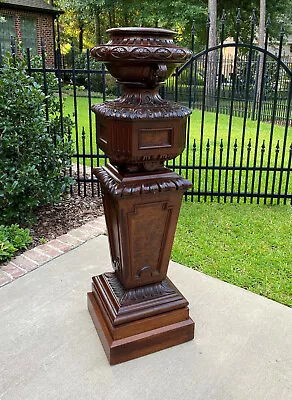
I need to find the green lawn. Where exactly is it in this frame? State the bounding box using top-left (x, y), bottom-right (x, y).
top-left (172, 201), bottom-right (292, 307)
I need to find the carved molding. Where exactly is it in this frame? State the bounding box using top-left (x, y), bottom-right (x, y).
top-left (93, 167), bottom-right (192, 197)
top-left (92, 93), bottom-right (191, 120)
top-left (91, 45), bottom-right (192, 63)
top-left (104, 272), bottom-right (175, 307)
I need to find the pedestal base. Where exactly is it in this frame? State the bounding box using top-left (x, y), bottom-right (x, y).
top-left (87, 273), bottom-right (195, 365)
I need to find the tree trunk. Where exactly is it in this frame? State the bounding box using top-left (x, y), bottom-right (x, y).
top-left (206, 0), bottom-right (217, 109)
top-left (257, 0), bottom-right (266, 102)
top-left (78, 23), bottom-right (84, 53)
top-left (94, 11), bottom-right (101, 44)
top-left (124, 11), bottom-right (129, 26)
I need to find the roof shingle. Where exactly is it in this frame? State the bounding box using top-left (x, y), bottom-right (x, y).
top-left (0, 0), bottom-right (61, 14)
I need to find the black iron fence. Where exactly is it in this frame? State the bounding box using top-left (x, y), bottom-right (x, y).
top-left (1, 12), bottom-right (291, 204)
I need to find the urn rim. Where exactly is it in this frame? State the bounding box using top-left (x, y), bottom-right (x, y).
top-left (106, 27), bottom-right (177, 37)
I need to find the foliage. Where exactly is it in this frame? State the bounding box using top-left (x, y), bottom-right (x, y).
top-left (215, 0), bottom-right (292, 42)
top-left (172, 202), bottom-right (292, 307)
top-left (0, 224), bottom-right (32, 262)
top-left (0, 52), bottom-right (73, 225)
top-left (56, 0), bottom-right (206, 50)
top-left (55, 0), bottom-right (292, 53)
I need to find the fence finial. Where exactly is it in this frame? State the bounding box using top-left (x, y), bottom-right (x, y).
top-left (191, 20), bottom-right (195, 35)
top-left (251, 9), bottom-right (256, 25)
top-left (266, 14), bottom-right (271, 29)
top-left (280, 23), bottom-right (285, 37)
top-left (206, 13), bottom-right (210, 28)
top-left (221, 9), bottom-right (226, 24)
top-left (236, 8), bottom-right (241, 25)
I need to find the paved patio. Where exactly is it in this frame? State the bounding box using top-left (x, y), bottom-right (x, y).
top-left (0, 234), bottom-right (291, 400)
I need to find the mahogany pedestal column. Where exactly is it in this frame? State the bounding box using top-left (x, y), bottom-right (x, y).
top-left (87, 27), bottom-right (195, 365)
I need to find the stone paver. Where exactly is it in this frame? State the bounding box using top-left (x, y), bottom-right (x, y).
top-left (0, 216), bottom-right (106, 288)
top-left (1, 262), bottom-right (26, 279)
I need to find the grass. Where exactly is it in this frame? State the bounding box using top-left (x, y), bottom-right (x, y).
top-left (172, 201), bottom-right (292, 307)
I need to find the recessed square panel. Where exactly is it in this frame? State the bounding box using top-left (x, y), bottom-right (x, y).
top-left (138, 127), bottom-right (173, 150)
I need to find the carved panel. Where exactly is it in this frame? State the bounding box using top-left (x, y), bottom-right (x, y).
top-left (138, 127), bottom-right (173, 149)
top-left (127, 202), bottom-right (172, 281)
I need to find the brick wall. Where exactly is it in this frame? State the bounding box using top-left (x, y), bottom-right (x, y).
top-left (1, 8), bottom-right (55, 66)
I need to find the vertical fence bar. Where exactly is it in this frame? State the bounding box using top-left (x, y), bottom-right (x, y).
top-left (244, 138), bottom-right (252, 203)
top-left (68, 126), bottom-right (73, 196)
top-left (217, 139), bottom-right (224, 202)
top-left (198, 15), bottom-right (210, 202)
top-left (40, 39), bottom-right (49, 123)
top-left (86, 49), bottom-right (95, 196)
top-left (10, 36), bottom-right (16, 64)
top-left (263, 24), bottom-right (285, 204)
top-left (250, 16), bottom-right (270, 199)
top-left (256, 140), bottom-right (266, 203)
top-left (191, 139), bottom-right (196, 202)
top-left (82, 127), bottom-right (87, 196)
top-left (224, 9), bottom-right (241, 202)
top-left (237, 10), bottom-right (256, 202)
top-left (277, 77), bottom-right (292, 203)
top-left (188, 21), bottom-right (195, 109)
top-left (193, 59), bottom-right (198, 106)
top-left (211, 10), bottom-right (225, 201)
top-left (270, 141), bottom-right (280, 204)
top-left (251, 54), bottom-right (259, 120)
top-left (70, 40), bottom-right (81, 195)
top-left (230, 139), bottom-right (238, 202)
top-left (204, 139), bottom-right (210, 201)
top-left (283, 144), bottom-right (292, 205)
top-left (26, 48), bottom-right (31, 76)
top-left (101, 65), bottom-right (106, 102)
top-left (55, 45), bottom-right (64, 138)
top-left (185, 115), bottom-right (191, 191)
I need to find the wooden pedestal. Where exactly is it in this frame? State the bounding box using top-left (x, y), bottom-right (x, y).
top-left (87, 272), bottom-right (194, 365)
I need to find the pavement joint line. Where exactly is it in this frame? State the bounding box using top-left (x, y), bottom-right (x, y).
top-left (0, 216), bottom-right (106, 289)
top-left (2, 270), bottom-right (13, 280)
top-left (21, 254), bottom-right (39, 265)
top-left (9, 261), bottom-right (27, 272)
top-left (33, 248), bottom-right (54, 258)
top-left (65, 233), bottom-right (85, 242)
top-left (45, 243), bottom-right (65, 253)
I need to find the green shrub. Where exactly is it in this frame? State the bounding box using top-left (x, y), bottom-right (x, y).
top-left (0, 52), bottom-right (73, 225)
top-left (0, 224), bottom-right (32, 262)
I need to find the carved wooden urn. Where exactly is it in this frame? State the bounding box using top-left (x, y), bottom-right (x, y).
top-left (87, 27), bottom-right (195, 365)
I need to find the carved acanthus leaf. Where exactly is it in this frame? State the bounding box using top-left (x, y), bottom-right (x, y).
top-left (92, 95), bottom-right (191, 120)
top-left (93, 167), bottom-right (192, 197)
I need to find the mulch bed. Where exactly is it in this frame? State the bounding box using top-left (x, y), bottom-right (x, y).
top-left (27, 178), bottom-right (104, 249)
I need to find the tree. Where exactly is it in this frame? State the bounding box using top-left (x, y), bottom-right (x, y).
top-left (206, 0), bottom-right (217, 107)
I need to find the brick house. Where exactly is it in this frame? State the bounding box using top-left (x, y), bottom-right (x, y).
top-left (0, 0), bottom-right (62, 66)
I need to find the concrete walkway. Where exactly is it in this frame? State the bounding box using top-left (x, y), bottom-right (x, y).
top-left (0, 235), bottom-right (291, 400)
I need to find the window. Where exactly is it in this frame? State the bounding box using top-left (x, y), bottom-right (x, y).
top-left (0, 15), bottom-right (16, 56)
top-left (21, 17), bottom-right (37, 54)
